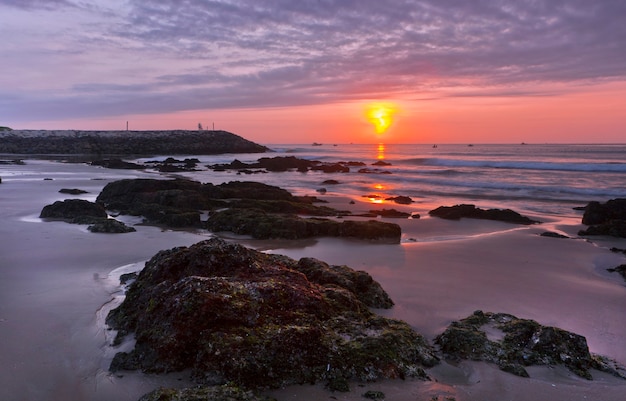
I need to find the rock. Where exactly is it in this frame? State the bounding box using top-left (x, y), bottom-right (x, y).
top-left (365, 209), bottom-right (411, 218)
top-left (106, 238), bottom-right (437, 389)
top-left (91, 159), bottom-right (146, 170)
top-left (363, 390), bottom-right (386, 400)
top-left (540, 231), bottom-right (569, 239)
top-left (59, 188), bottom-right (89, 195)
top-left (322, 179), bottom-right (340, 185)
top-left (137, 384), bottom-right (275, 401)
top-left (435, 311), bottom-right (626, 380)
top-left (579, 220), bottom-right (626, 238)
top-left (607, 264), bottom-right (626, 282)
top-left (97, 178), bottom-right (398, 241)
top-left (311, 163), bottom-right (350, 173)
top-left (428, 204), bottom-right (540, 225)
top-left (357, 168), bottom-right (392, 175)
top-left (88, 219), bottom-right (136, 233)
top-left (578, 199), bottom-right (626, 238)
top-left (385, 196), bottom-right (413, 205)
top-left (206, 209), bottom-right (401, 242)
top-left (372, 161), bottom-right (391, 166)
top-left (0, 130), bottom-right (268, 155)
top-left (40, 199), bottom-right (107, 220)
top-left (581, 199), bottom-right (626, 225)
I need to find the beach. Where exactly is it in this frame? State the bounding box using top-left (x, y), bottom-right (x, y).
top-left (1, 152), bottom-right (625, 401)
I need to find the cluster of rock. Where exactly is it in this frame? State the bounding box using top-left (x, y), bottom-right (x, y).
top-left (95, 178), bottom-right (402, 242)
top-left (209, 156), bottom-right (393, 175)
top-left (579, 198), bottom-right (626, 238)
top-left (428, 204), bottom-right (540, 225)
top-left (39, 199), bottom-right (135, 233)
top-left (108, 241), bottom-right (625, 401)
top-left (0, 130), bottom-right (268, 155)
top-left (435, 311), bottom-right (625, 380)
top-left (107, 238), bottom-right (438, 391)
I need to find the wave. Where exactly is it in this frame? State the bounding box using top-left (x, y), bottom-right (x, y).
top-left (403, 157), bottom-right (626, 173)
top-left (378, 173), bottom-right (626, 200)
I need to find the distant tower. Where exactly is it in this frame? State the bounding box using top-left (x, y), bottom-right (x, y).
top-left (126, 121), bottom-right (129, 131)
top-left (212, 122), bottom-right (215, 131)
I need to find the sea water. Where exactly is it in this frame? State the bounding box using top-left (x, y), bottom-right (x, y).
top-left (147, 143), bottom-right (626, 220)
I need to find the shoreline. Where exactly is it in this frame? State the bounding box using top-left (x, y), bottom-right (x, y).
top-left (1, 159), bottom-right (625, 400)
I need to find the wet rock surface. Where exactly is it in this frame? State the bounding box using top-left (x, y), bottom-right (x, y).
top-left (428, 204), bottom-right (540, 225)
top-left (40, 199), bottom-right (108, 220)
top-left (435, 311), bottom-right (626, 380)
top-left (107, 238), bottom-right (438, 390)
top-left (96, 178), bottom-right (402, 241)
top-left (579, 199), bottom-right (626, 238)
top-left (40, 199), bottom-right (135, 233)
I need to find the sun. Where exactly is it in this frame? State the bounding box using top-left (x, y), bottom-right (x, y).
top-left (365, 102), bottom-right (397, 134)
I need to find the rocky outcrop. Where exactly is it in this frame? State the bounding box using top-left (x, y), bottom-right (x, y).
top-left (0, 130), bottom-right (268, 155)
top-left (96, 178), bottom-right (401, 241)
top-left (106, 238), bottom-right (438, 390)
top-left (40, 199), bottom-right (135, 233)
top-left (579, 199), bottom-right (626, 238)
top-left (435, 311), bottom-right (626, 380)
top-left (429, 204), bottom-right (540, 225)
top-left (206, 209), bottom-right (402, 242)
top-left (210, 156), bottom-right (373, 174)
top-left (88, 219), bottom-right (136, 233)
top-left (40, 199), bottom-right (108, 220)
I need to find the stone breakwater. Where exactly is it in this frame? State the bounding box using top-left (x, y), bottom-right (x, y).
top-left (0, 130), bottom-right (268, 155)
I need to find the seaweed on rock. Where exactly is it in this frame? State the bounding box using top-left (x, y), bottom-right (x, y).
top-left (106, 238), bottom-right (438, 389)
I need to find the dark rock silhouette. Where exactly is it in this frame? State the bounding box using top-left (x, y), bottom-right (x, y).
top-left (429, 204), bottom-right (539, 225)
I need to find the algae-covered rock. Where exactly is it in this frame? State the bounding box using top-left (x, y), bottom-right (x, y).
top-left (435, 311), bottom-right (626, 380)
top-left (107, 238), bottom-right (437, 389)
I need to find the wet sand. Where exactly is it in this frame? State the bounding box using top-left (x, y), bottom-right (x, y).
top-left (1, 160), bottom-right (625, 400)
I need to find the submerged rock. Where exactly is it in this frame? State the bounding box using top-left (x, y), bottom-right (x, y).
top-left (107, 238), bottom-right (437, 389)
top-left (435, 311), bottom-right (626, 380)
top-left (429, 204), bottom-right (540, 225)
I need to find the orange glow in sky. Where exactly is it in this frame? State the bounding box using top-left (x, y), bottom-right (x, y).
top-left (366, 103), bottom-right (397, 134)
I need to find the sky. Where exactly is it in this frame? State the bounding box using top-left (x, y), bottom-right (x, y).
top-left (1, 0), bottom-right (625, 144)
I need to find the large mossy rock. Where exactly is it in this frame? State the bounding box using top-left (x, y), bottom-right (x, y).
top-left (435, 311), bottom-right (626, 380)
top-left (106, 238), bottom-right (437, 389)
top-left (429, 204), bottom-right (539, 225)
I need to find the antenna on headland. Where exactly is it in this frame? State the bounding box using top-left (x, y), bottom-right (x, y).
top-left (126, 121), bottom-right (129, 131)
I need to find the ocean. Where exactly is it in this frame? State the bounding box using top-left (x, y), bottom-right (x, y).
top-left (151, 143), bottom-right (626, 221)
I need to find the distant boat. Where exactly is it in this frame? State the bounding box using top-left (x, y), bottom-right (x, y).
top-left (312, 142), bottom-right (322, 146)
top-left (468, 144), bottom-right (474, 147)
top-left (432, 144), bottom-right (438, 148)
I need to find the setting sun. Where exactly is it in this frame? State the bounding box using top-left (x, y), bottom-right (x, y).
top-left (365, 103), bottom-right (397, 134)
